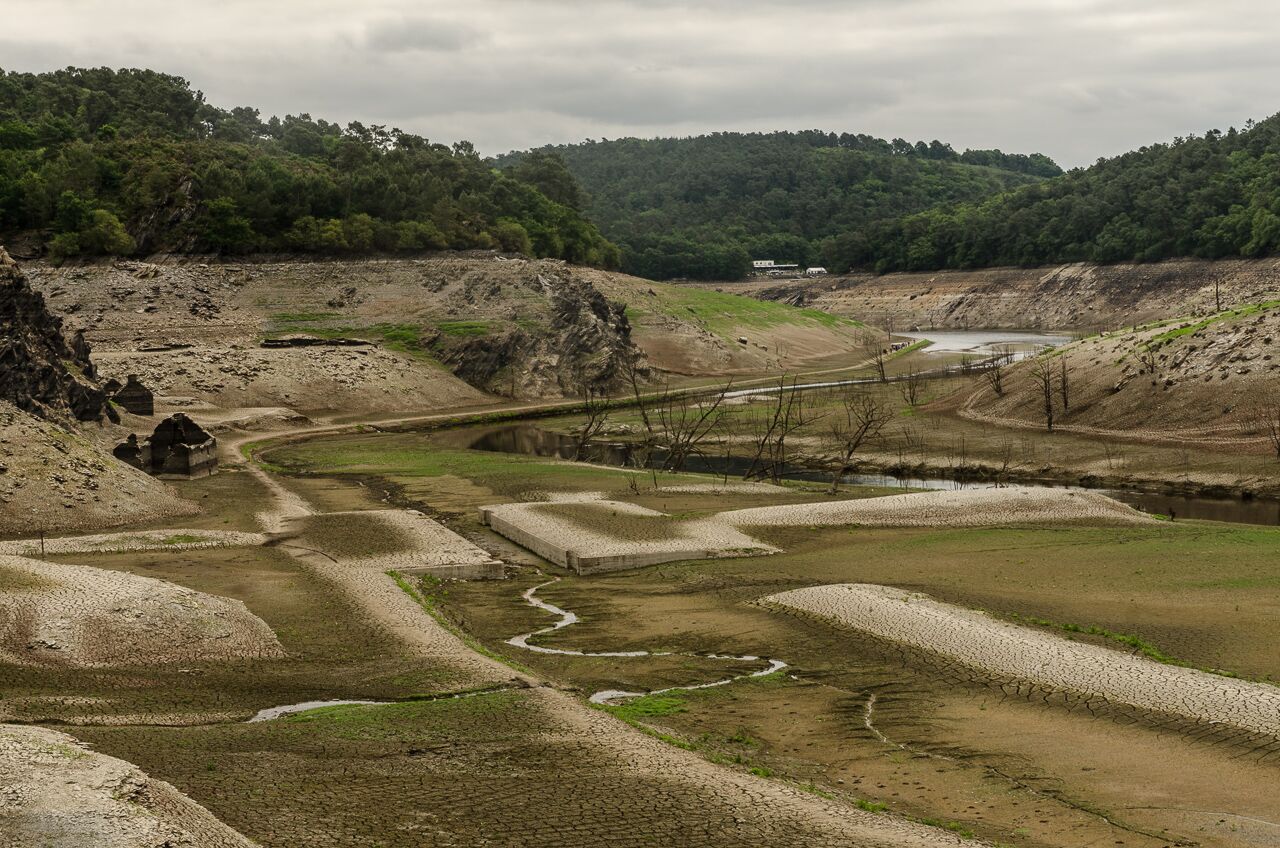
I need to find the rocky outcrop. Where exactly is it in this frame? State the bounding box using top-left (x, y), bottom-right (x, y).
top-left (0, 247), bottom-right (112, 423)
top-left (435, 270), bottom-right (638, 397)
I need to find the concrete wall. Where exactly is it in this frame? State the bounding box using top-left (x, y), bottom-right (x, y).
top-left (397, 562), bottom-right (504, 580)
top-left (479, 505), bottom-right (706, 575)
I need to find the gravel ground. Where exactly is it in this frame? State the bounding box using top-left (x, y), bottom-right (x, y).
top-left (721, 487), bottom-right (1155, 528)
top-left (0, 723), bottom-right (256, 848)
top-left (0, 554), bottom-right (285, 668)
top-left (766, 583), bottom-right (1280, 739)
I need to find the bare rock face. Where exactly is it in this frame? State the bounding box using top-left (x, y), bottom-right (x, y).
top-left (436, 269), bottom-right (638, 397)
top-left (0, 247), bottom-right (112, 423)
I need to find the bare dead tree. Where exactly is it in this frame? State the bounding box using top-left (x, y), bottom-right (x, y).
top-left (994, 437), bottom-right (1014, 485)
top-left (1028, 355), bottom-right (1057, 432)
top-left (621, 355), bottom-right (654, 442)
top-left (983, 362), bottom-right (1005, 396)
top-left (872, 346), bottom-right (888, 383)
top-left (826, 391), bottom-right (891, 494)
top-left (1058, 355), bottom-right (1071, 412)
top-left (742, 377), bottom-right (816, 482)
top-left (573, 387), bottom-right (611, 461)
top-left (898, 366), bottom-right (924, 409)
top-left (1259, 405), bottom-right (1280, 459)
top-left (1136, 344), bottom-right (1158, 375)
top-left (655, 380), bottom-right (732, 472)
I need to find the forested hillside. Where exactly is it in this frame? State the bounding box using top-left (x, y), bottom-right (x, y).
top-left (495, 132), bottom-right (1059, 280)
top-left (0, 67), bottom-right (618, 264)
top-left (829, 114), bottom-right (1280, 273)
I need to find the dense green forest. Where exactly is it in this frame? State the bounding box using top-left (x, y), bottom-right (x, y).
top-left (0, 67), bottom-right (618, 264)
top-left (495, 132), bottom-right (1060, 280)
top-left (828, 115), bottom-right (1280, 273)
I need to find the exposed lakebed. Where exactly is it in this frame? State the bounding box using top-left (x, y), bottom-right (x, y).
top-left (451, 424), bottom-right (1280, 526)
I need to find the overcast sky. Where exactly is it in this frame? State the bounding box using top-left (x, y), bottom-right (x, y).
top-left (4, 0), bottom-right (1279, 167)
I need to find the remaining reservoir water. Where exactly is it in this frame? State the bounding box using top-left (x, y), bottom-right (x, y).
top-left (901, 329), bottom-right (1074, 356)
top-left (456, 424), bottom-right (1280, 527)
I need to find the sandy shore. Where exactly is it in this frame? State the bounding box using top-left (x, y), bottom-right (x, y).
top-left (766, 583), bottom-right (1280, 739)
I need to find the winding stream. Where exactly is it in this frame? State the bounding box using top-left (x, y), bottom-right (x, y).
top-left (507, 576), bottom-right (786, 704)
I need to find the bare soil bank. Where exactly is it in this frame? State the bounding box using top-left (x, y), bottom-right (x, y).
top-left (27, 253), bottom-right (872, 408)
top-left (723, 258), bottom-right (1280, 331)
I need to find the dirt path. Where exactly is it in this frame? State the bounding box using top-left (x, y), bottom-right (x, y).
top-left (219, 406), bottom-right (994, 846)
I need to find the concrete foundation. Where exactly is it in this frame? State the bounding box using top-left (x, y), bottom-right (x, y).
top-left (479, 505), bottom-right (706, 575)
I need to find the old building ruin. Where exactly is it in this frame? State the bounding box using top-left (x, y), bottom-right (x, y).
top-left (114, 413), bottom-right (217, 478)
top-left (111, 375), bottom-right (155, 416)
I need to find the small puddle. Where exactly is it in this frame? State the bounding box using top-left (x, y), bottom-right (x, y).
top-left (507, 576), bottom-right (786, 705)
top-left (248, 699), bottom-right (388, 722)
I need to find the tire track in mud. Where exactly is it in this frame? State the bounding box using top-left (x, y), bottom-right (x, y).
top-left (507, 575), bottom-right (786, 704)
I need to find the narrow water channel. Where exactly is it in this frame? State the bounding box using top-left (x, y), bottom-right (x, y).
top-left (457, 424), bottom-right (1280, 527)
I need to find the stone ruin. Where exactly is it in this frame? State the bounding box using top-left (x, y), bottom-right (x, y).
top-left (111, 374), bottom-right (155, 416)
top-left (114, 413), bottom-right (217, 478)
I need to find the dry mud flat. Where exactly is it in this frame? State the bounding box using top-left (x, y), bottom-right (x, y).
top-left (0, 554), bottom-right (284, 668)
top-left (0, 723), bottom-right (255, 848)
top-left (721, 486), bottom-right (1156, 528)
top-left (286, 508), bottom-right (515, 687)
top-left (767, 583), bottom-right (1280, 740)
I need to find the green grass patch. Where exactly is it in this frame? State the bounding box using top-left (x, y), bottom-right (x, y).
top-left (435, 320), bottom-right (493, 337)
top-left (267, 434), bottom-right (723, 498)
top-left (888, 339), bottom-right (931, 359)
top-left (389, 571), bottom-right (531, 674)
top-left (918, 818), bottom-right (976, 839)
top-left (1149, 299), bottom-right (1280, 347)
top-left (601, 693), bottom-right (688, 721)
top-left (642, 283), bottom-right (864, 339)
top-left (265, 320), bottom-right (439, 360)
top-left (270, 311), bottom-right (340, 323)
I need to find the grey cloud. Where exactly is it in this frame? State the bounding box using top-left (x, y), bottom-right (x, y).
top-left (3, 0), bottom-right (1280, 167)
top-left (364, 16), bottom-right (486, 52)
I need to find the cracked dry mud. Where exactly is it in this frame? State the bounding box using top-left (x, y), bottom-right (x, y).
top-left (0, 554), bottom-right (284, 668)
top-left (721, 486), bottom-right (1156, 528)
top-left (766, 583), bottom-right (1280, 740)
top-left (0, 723), bottom-right (256, 848)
